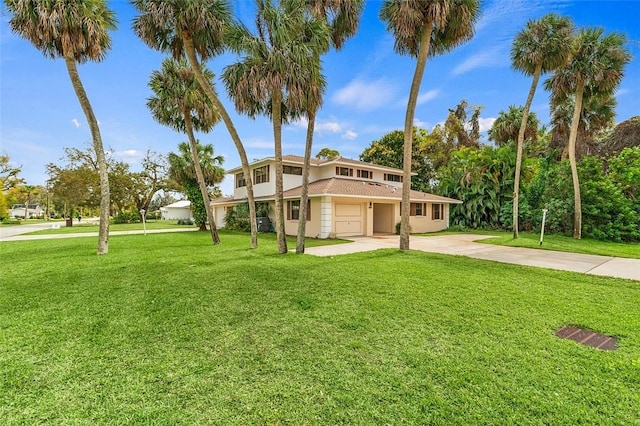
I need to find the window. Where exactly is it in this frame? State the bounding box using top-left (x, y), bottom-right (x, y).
top-left (236, 172), bottom-right (246, 188)
top-left (283, 165), bottom-right (303, 175)
top-left (384, 173), bottom-right (403, 183)
top-left (357, 169), bottom-right (372, 179)
top-left (336, 166), bottom-right (353, 177)
top-left (287, 200), bottom-right (311, 221)
top-left (410, 203), bottom-right (425, 216)
top-left (432, 203), bottom-right (444, 220)
top-left (253, 165), bottom-right (270, 184)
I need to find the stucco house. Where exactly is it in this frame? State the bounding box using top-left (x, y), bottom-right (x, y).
top-left (160, 200), bottom-right (193, 221)
top-left (9, 203), bottom-right (44, 219)
top-left (212, 155), bottom-right (461, 239)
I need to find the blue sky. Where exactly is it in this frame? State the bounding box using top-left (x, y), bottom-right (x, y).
top-left (1, 0), bottom-right (639, 196)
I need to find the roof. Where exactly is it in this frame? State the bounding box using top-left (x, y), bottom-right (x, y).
top-left (162, 200), bottom-right (191, 209)
top-left (225, 155), bottom-right (415, 175)
top-left (212, 178), bottom-right (461, 204)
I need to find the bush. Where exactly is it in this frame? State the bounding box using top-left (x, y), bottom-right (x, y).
top-left (112, 210), bottom-right (141, 224)
top-left (177, 219), bottom-right (194, 225)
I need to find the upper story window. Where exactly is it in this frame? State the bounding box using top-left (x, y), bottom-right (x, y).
top-left (283, 165), bottom-right (303, 175)
top-left (236, 172), bottom-right (246, 188)
top-left (253, 165), bottom-right (270, 184)
top-left (357, 169), bottom-right (373, 179)
top-left (336, 166), bottom-right (353, 177)
top-left (384, 173), bottom-right (403, 183)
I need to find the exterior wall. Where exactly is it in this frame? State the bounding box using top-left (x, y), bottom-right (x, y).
top-left (373, 203), bottom-right (395, 234)
top-left (214, 206), bottom-right (227, 228)
top-left (282, 173), bottom-right (303, 192)
top-left (162, 207), bottom-right (192, 221)
top-left (405, 202), bottom-right (449, 233)
top-left (283, 198), bottom-right (321, 238)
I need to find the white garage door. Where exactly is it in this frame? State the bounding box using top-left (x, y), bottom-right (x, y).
top-left (334, 203), bottom-right (363, 236)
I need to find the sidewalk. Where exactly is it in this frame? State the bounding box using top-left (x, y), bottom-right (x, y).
top-left (305, 234), bottom-right (640, 282)
top-left (0, 227), bottom-right (198, 241)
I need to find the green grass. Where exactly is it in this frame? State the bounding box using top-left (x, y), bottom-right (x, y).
top-left (476, 231), bottom-right (640, 259)
top-left (1, 231), bottom-right (639, 424)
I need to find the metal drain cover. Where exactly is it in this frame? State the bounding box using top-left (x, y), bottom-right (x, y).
top-left (556, 325), bottom-right (617, 350)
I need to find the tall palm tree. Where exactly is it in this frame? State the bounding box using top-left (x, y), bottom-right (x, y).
top-left (132, 0), bottom-right (259, 248)
top-left (5, 0), bottom-right (116, 255)
top-left (296, 0), bottom-right (364, 254)
top-left (510, 13), bottom-right (574, 239)
top-left (380, 0), bottom-right (480, 250)
top-left (489, 105), bottom-right (539, 147)
top-left (545, 28), bottom-right (630, 239)
top-left (222, 0), bottom-right (329, 254)
top-left (147, 58), bottom-right (221, 244)
top-left (168, 141), bottom-right (225, 231)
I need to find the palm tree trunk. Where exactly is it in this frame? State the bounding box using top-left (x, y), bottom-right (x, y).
top-left (513, 62), bottom-right (542, 239)
top-left (64, 53), bottom-right (110, 255)
top-left (400, 24), bottom-right (433, 251)
top-left (272, 90), bottom-right (287, 254)
top-left (296, 108), bottom-right (316, 254)
top-left (182, 35), bottom-right (258, 248)
top-left (184, 110), bottom-right (220, 244)
top-left (568, 80), bottom-right (584, 239)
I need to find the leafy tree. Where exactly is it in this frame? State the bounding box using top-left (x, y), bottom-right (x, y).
top-left (510, 13), bottom-right (574, 238)
top-left (545, 27), bottom-right (631, 239)
top-left (598, 116), bottom-right (640, 157)
top-left (133, 0), bottom-right (259, 249)
top-left (315, 148), bottom-right (341, 160)
top-left (380, 0), bottom-right (480, 250)
top-left (444, 99), bottom-right (482, 148)
top-left (0, 153), bottom-right (24, 191)
top-left (127, 150), bottom-right (170, 215)
top-left (222, 0), bottom-right (329, 254)
top-left (5, 0), bottom-right (117, 254)
top-left (148, 58), bottom-right (221, 243)
top-left (489, 106), bottom-right (539, 148)
top-left (167, 142), bottom-right (224, 231)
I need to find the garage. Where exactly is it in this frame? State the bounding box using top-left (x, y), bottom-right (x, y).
top-left (334, 203), bottom-right (364, 236)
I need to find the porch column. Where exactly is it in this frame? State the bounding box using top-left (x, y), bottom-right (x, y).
top-left (320, 196), bottom-right (332, 238)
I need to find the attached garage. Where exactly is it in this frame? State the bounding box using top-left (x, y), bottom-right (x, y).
top-left (334, 203), bottom-right (364, 237)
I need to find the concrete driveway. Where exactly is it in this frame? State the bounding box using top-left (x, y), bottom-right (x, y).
top-left (305, 234), bottom-right (640, 282)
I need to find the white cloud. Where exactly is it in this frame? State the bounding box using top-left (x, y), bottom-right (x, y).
top-left (342, 130), bottom-right (358, 140)
top-left (287, 116), bottom-right (343, 135)
top-left (71, 118), bottom-right (80, 128)
top-left (332, 79), bottom-right (397, 111)
top-left (453, 48), bottom-right (503, 76)
top-left (413, 118), bottom-right (428, 128)
top-left (417, 89), bottom-right (440, 105)
top-left (112, 149), bottom-right (145, 165)
top-left (478, 117), bottom-right (496, 132)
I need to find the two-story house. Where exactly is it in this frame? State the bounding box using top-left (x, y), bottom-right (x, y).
top-left (212, 155), bottom-right (461, 238)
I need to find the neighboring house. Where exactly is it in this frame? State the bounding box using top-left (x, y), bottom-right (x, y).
top-left (9, 203), bottom-right (44, 219)
top-left (212, 155), bottom-right (461, 238)
top-left (160, 200), bottom-right (193, 221)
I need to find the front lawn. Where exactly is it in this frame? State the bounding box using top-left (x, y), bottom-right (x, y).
top-left (27, 220), bottom-right (196, 234)
top-left (1, 231), bottom-right (638, 424)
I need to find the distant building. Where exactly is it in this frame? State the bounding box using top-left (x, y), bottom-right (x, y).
top-left (9, 204), bottom-right (44, 219)
top-left (160, 200), bottom-right (193, 221)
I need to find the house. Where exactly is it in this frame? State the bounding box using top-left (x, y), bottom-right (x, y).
top-left (9, 203), bottom-right (44, 219)
top-left (212, 155), bottom-right (461, 239)
top-left (160, 200), bottom-right (193, 221)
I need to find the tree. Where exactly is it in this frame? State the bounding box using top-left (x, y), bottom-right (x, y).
top-left (147, 58), bottom-right (221, 244)
top-left (5, 0), bottom-right (117, 254)
top-left (127, 150), bottom-right (170, 214)
top-left (0, 153), bottom-right (24, 191)
top-left (222, 0), bottom-right (329, 254)
top-left (380, 0), bottom-right (480, 250)
top-left (168, 142), bottom-right (225, 231)
top-left (315, 148), bottom-right (340, 160)
top-left (509, 13), bottom-right (574, 239)
top-left (296, 0), bottom-right (364, 254)
top-left (545, 27), bottom-right (630, 239)
top-left (489, 106), bottom-right (539, 148)
top-left (133, 0), bottom-right (259, 249)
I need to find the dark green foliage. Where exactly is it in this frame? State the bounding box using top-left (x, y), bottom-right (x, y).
top-left (224, 202), bottom-right (270, 232)
top-left (112, 210), bottom-right (142, 224)
top-left (183, 180), bottom-right (207, 231)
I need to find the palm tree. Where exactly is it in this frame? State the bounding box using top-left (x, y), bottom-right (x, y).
top-left (510, 13), bottom-right (574, 239)
top-left (296, 0), bottom-right (364, 254)
top-left (380, 0), bottom-right (480, 250)
top-left (5, 0), bottom-right (116, 255)
top-left (222, 0), bottom-right (329, 254)
top-left (132, 0), bottom-right (259, 248)
top-left (168, 142), bottom-right (225, 231)
top-left (489, 105), bottom-right (539, 147)
top-left (147, 58), bottom-right (221, 244)
top-left (545, 28), bottom-right (630, 239)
